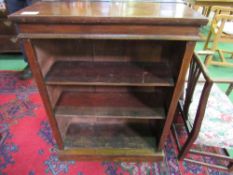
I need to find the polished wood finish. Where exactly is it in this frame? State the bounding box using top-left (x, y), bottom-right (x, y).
top-left (18, 24), bottom-right (199, 35)
top-left (9, 2), bottom-right (207, 41)
top-left (9, 2), bottom-right (206, 25)
top-left (10, 1), bottom-right (207, 161)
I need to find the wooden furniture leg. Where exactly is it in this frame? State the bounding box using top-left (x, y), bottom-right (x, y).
top-left (226, 83), bottom-right (233, 96)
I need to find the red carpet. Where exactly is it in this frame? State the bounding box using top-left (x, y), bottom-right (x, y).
top-left (0, 71), bottom-right (231, 175)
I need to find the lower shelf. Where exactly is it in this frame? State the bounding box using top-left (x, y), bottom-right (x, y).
top-left (58, 120), bottom-right (164, 161)
top-left (54, 88), bottom-right (166, 160)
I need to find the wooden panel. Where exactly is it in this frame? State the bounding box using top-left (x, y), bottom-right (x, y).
top-left (167, 41), bottom-right (186, 82)
top-left (9, 2), bottom-right (207, 26)
top-left (58, 150), bottom-right (164, 161)
top-left (93, 40), bottom-right (124, 61)
top-left (33, 39), bottom-right (163, 62)
top-left (64, 120), bottom-right (157, 148)
top-left (32, 39), bottom-right (93, 62)
top-left (34, 50), bottom-right (55, 77)
top-left (23, 39), bottom-right (64, 149)
top-left (0, 35), bottom-right (19, 53)
top-left (0, 12), bottom-right (19, 53)
top-left (18, 33), bottom-right (202, 41)
top-left (56, 116), bottom-right (72, 139)
top-left (0, 20), bottom-right (16, 35)
top-left (124, 40), bottom-right (163, 62)
top-left (46, 85), bottom-right (62, 108)
top-left (158, 41), bottom-right (196, 149)
top-left (57, 119), bottom-right (163, 161)
top-left (46, 61), bottom-right (174, 87)
top-left (18, 24), bottom-right (199, 37)
top-left (55, 89), bottom-right (166, 119)
top-left (93, 40), bottom-right (163, 62)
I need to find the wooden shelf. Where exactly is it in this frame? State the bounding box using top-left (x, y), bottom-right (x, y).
top-left (58, 120), bottom-right (164, 161)
top-left (55, 90), bottom-right (166, 119)
top-left (46, 61), bottom-right (174, 87)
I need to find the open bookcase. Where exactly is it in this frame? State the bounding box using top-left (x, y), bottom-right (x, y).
top-left (9, 1), bottom-right (207, 161)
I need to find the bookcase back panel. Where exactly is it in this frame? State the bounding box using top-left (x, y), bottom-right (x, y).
top-left (32, 39), bottom-right (185, 81)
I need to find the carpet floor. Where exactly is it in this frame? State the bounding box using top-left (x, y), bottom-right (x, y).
top-left (0, 71), bottom-right (231, 175)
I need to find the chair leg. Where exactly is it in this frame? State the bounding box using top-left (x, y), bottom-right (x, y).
top-left (205, 6), bottom-right (211, 17)
top-left (228, 163), bottom-right (233, 172)
top-left (202, 6), bottom-right (211, 16)
top-left (204, 54), bottom-right (213, 66)
top-left (226, 84), bottom-right (233, 96)
top-left (203, 32), bottom-right (214, 66)
top-left (204, 30), bottom-right (212, 50)
top-left (218, 50), bottom-right (227, 63)
top-left (209, 50), bottom-right (233, 67)
top-left (178, 135), bottom-right (196, 160)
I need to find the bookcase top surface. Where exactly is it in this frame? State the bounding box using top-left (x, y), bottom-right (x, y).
top-left (9, 1), bottom-right (207, 25)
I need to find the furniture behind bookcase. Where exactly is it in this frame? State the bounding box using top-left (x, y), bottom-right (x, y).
top-left (0, 8), bottom-right (19, 53)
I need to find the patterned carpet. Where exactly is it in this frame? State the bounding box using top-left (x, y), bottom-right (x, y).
top-left (0, 71), bottom-right (231, 175)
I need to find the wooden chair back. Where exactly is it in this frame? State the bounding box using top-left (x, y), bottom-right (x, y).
top-left (204, 6), bottom-right (233, 67)
top-left (172, 53), bottom-right (233, 172)
top-left (180, 53), bottom-right (213, 143)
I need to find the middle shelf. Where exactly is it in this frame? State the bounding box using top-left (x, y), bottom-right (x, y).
top-left (54, 89), bottom-right (167, 120)
top-left (45, 61), bottom-right (174, 87)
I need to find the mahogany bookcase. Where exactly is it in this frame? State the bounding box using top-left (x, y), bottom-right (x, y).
top-left (9, 1), bottom-right (207, 161)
